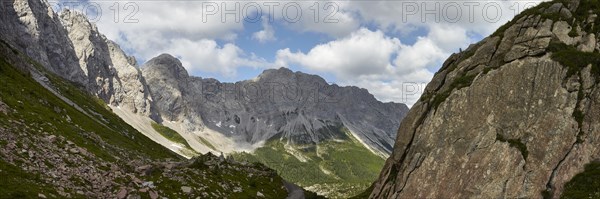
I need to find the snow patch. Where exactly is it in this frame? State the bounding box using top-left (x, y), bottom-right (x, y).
top-left (170, 144), bottom-right (183, 149)
top-left (345, 127), bottom-right (388, 158)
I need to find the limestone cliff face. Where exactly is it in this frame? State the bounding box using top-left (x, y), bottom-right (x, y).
top-left (370, 0), bottom-right (600, 198)
top-left (0, 0), bottom-right (156, 117)
top-left (59, 10), bottom-right (154, 117)
top-left (0, 0), bottom-right (86, 84)
top-left (141, 54), bottom-right (204, 133)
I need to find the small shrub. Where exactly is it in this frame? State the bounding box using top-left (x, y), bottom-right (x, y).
top-left (430, 74), bottom-right (477, 110)
top-left (568, 28), bottom-right (579, 37)
top-left (542, 189), bottom-right (552, 199)
top-left (490, 1), bottom-right (555, 38)
top-left (547, 40), bottom-right (600, 77)
top-left (571, 0), bottom-right (600, 33)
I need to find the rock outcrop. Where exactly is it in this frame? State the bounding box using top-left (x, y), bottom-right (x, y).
top-left (0, 0), bottom-right (85, 84)
top-left (141, 54), bottom-right (203, 132)
top-left (59, 10), bottom-right (154, 117)
top-left (370, 0), bottom-right (600, 198)
top-left (0, 0), bottom-right (155, 117)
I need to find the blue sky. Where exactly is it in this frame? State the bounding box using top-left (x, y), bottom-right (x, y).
top-left (212, 18), bottom-right (338, 82)
top-left (64, 0), bottom-right (543, 106)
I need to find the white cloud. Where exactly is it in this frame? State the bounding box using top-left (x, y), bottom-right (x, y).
top-left (347, 77), bottom-right (430, 106)
top-left (427, 24), bottom-right (471, 51)
top-left (280, 1), bottom-right (360, 37)
top-left (92, 1), bottom-right (244, 41)
top-left (274, 24), bottom-right (478, 106)
top-left (394, 38), bottom-right (444, 75)
top-left (276, 28), bottom-right (399, 79)
top-left (84, 1), bottom-right (282, 77)
top-left (344, 1), bottom-right (542, 36)
top-left (86, 0), bottom-right (361, 78)
top-left (164, 39), bottom-right (273, 77)
top-left (252, 17), bottom-right (276, 43)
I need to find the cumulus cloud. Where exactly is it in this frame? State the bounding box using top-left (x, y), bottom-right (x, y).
top-left (344, 1), bottom-right (542, 36)
top-left (163, 39), bottom-right (274, 77)
top-left (276, 28), bottom-right (399, 78)
top-left (85, 0), bottom-right (360, 77)
top-left (92, 1), bottom-right (243, 41)
top-left (392, 24), bottom-right (473, 74)
top-left (275, 28), bottom-right (449, 106)
top-left (427, 24), bottom-right (471, 51)
top-left (83, 1), bottom-right (281, 77)
top-left (280, 1), bottom-right (360, 37)
top-left (252, 17), bottom-right (276, 43)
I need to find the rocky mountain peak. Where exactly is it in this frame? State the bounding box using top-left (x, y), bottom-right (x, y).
top-left (142, 54), bottom-right (189, 80)
top-left (257, 67), bottom-right (294, 79)
top-left (263, 66), bottom-right (293, 74)
top-left (59, 9), bottom-right (98, 33)
top-left (256, 67), bottom-right (328, 86)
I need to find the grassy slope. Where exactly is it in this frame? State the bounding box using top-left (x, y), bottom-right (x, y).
top-left (0, 46), bottom-right (177, 196)
top-left (0, 159), bottom-right (60, 199)
top-left (150, 154), bottom-right (288, 199)
top-left (156, 122), bottom-right (217, 151)
top-left (0, 41), bottom-right (288, 198)
top-left (151, 121), bottom-right (201, 157)
top-left (232, 128), bottom-right (385, 198)
top-left (197, 135), bottom-right (217, 151)
top-left (151, 122), bottom-right (190, 147)
top-left (0, 57), bottom-right (177, 162)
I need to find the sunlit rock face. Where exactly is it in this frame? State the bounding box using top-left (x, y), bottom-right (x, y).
top-left (0, 0), bottom-right (155, 117)
top-left (59, 10), bottom-right (154, 117)
top-left (0, 0), bottom-right (85, 84)
top-left (370, 0), bottom-right (600, 198)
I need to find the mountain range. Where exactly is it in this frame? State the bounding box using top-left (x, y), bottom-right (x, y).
top-left (0, 0), bottom-right (407, 198)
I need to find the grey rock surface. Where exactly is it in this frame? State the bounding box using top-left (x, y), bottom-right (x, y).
top-left (0, 0), bottom-right (155, 117)
top-left (370, 0), bottom-right (600, 198)
top-left (0, 0), bottom-right (85, 84)
top-left (59, 10), bottom-right (155, 117)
